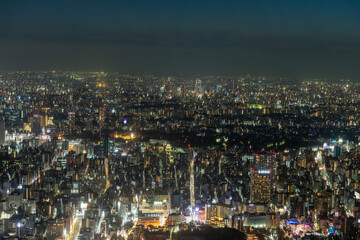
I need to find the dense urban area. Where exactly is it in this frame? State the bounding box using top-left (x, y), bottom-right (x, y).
top-left (0, 71), bottom-right (360, 239)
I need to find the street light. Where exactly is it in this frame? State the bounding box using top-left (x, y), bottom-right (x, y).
top-left (17, 222), bottom-right (21, 237)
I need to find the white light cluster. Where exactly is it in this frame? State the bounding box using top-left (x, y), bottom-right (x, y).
top-left (258, 169), bottom-right (271, 174)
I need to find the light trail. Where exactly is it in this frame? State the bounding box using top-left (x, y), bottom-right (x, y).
top-left (65, 215), bottom-right (82, 240)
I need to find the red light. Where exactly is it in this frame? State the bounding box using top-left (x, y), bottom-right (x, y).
top-left (251, 168), bottom-right (254, 172)
top-left (188, 144), bottom-right (191, 147)
top-left (269, 168), bottom-right (272, 172)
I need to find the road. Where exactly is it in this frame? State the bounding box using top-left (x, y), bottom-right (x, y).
top-left (65, 215), bottom-right (82, 240)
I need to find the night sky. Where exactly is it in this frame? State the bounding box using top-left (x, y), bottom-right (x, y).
top-left (1, 0), bottom-right (360, 80)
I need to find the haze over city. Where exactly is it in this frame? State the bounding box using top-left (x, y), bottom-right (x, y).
top-left (1, 0), bottom-right (360, 80)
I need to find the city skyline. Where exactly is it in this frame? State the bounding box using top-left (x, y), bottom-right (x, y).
top-left (0, 71), bottom-right (359, 239)
top-left (1, 1), bottom-right (360, 239)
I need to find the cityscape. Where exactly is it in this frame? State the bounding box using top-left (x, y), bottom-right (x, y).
top-left (1, 1), bottom-right (360, 240)
top-left (0, 72), bottom-right (360, 239)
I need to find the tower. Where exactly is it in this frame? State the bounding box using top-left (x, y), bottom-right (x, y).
top-left (195, 76), bottom-right (202, 98)
top-left (0, 121), bottom-right (5, 145)
top-left (189, 148), bottom-right (195, 213)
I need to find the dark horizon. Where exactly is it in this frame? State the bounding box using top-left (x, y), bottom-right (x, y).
top-left (1, 0), bottom-right (360, 81)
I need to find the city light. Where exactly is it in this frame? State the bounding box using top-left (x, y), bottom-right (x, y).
top-left (0, 70), bottom-right (359, 239)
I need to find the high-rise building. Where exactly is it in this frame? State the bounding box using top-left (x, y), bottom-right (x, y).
top-left (250, 154), bottom-right (276, 204)
top-left (40, 115), bottom-right (46, 129)
top-left (68, 112), bottom-right (75, 133)
top-left (99, 105), bottom-right (105, 126)
top-left (195, 77), bottom-right (202, 97)
top-left (32, 113), bottom-right (41, 134)
top-left (250, 169), bottom-right (271, 204)
top-left (100, 135), bottom-right (114, 157)
top-left (43, 108), bottom-right (50, 127)
top-left (0, 121), bottom-right (5, 145)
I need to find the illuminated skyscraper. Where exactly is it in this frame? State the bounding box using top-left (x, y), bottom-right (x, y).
top-left (250, 169), bottom-right (272, 204)
top-left (0, 121), bottom-right (5, 145)
top-left (195, 76), bottom-right (202, 97)
top-left (100, 135), bottom-right (114, 157)
top-left (43, 108), bottom-right (50, 127)
top-left (189, 148), bottom-right (195, 211)
top-left (250, 154), bottom-right (276, 204)
top-left (99, 105), bottom-right (105, 126)
top-left (68, 112), bottom-right (75, 133)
